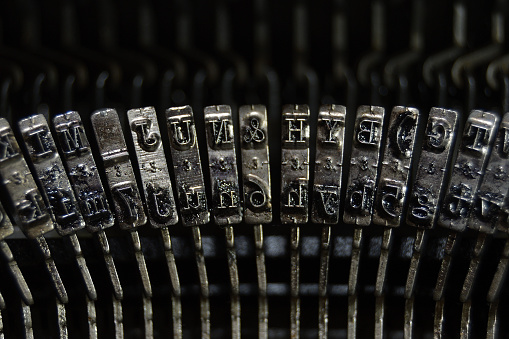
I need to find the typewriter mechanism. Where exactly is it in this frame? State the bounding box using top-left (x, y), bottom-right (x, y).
top-left (0, 0), bottom-right (509, 338)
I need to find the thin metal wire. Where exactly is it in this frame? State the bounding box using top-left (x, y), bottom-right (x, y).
top-left (87, 297), bottom-right (97, 339)
top-left (34, 236), bottom-right (68, 304)
top-left (0, 240), bottom-right (33, 305)
top-left (254, 225), bottom-right (268, 339)
top-left (56, 299), bottom-right (68, 339)
top-left (290, 226), bottom-right (300, 339)
top-left (192, 226), bottom-right (210, 339)
top-left (22, 301), bottom-right (34, 339)
top-left (128, 230), bottom-right (153, 339)
top-left (348, 227), bottom-right (363, 339)
top-left (96, 231), bottom-right (123, 300)
top-left (374, 228), bottom-right (393, 339)
top-left (318, 226), bottom-right (331, 339)
top-left (67, 233), bottom-right (97, 300)
top-left (225, 226), bottom-right (241, 339)
top-left (160, 227), bottom-right (182, 339)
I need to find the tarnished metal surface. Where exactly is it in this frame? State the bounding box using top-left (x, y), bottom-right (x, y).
top-left (91, 108), bottom-right (147, 230)
top-left (53, 111), bottom-right (114, 233)
top-left (127, 106), bottom-right (178, 227)
top-left (439, 110), bottom-right (499, 232)
top-left (280, 104), bottom-right (310, 225)
top-left (406, 108), bottom-right (459, 229)
top-left (343, 105), bottom-right (385, 226)
top-left (311, 104), bottom-right (346, 225)
top-left (18, 114), bottom-right (85, 235)
top-left (204, 105), bottom-right (242, 225)
top-left (239, 105), bottom-right (272, 225)
top-left (0, 118), bottom-right (53, 238)
top-left (165, 106), bottom-right (209, 226)
top-left (373, 106), bottom-right (420, 227)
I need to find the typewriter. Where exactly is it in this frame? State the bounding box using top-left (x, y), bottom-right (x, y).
top-left (0, 0), bottom-right (508, 338)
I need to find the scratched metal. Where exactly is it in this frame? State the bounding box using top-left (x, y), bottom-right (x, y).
top-left (280, 104), bottom-right (310, 224)
top-left (343, 105), bottom-right (385, 226)
top-left (127, 106), bottom-right (178, 228)
top-left (239, 105), bottom-right (272, 224)
top-left (166, 106), bottom-right (209, 226)
top-left (91, 109), bottom-right (147, 230)
top-left (406, 108), bottom-right (459, 229)
top-left (0, 118), bottom-right (53, 238)
top-left (439, 110), bottom-right (498, 232)
top-left (373, 107), bottom-right (420, 227)
top-left (19, 114), bottom-right (85, 236)
top-left (53, 111), bottom-right (114, 233)
top-left (470, 112), bottom-right (509, 233)
top-left (203, 105), bottom-right (242, 225)
top-left (311, 104), bottom-right (346, 225)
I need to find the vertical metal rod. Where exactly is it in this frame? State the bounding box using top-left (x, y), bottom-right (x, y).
top-left (254, 225), bottom-right (268, 339)
top-left (67, 234), bottom-right (97, 300)
top-left (160, 227), bottom-right (182, 339)
top-left (347, 295), bottom-right (358, 339)
top-left (433, 298), bottom-right (445, 339)
top-left (192, 226), bottom-right (210, 339)
top-left (348, 227), bottom-right (363, 339)
top-left (486, 301), bottom-right (498, 339)
top-left (34, 236), bottom-right (68, 304)
top-left (487, 238), bottom-right (509, 303)
top-left (0, 240), bottom-right (33, 305)
top-left (96, 230), bottom-right (124, 339)
top-left (405, 229), bottom-right (426, 298)
top-left (459, 300), bottom-right (471, 339)
top-left (143, 296), bottom-right (153, 339)
top-left (404, 229), bottom-right (426, 339)
top-left (290, 226), bottom-right (301, 339)
top-left (113, 296), bottom-right (124, 339)
top-left (225, 226), bottom-right (241, 339)
top-left (87, 297), bottom-right (97, 339)
top-left (374, 228), bottom-right (393, 339)
top-left (318, 226), bottom-right (331, 339)
top-left (0, 293), bottom-right (4, 339)
top-left (460, 232), bottom-right (487, 302)
top-left (374, 295), bottom-right (384, 339)
top-left (404, 297), bottom-right (414, 339)
top-left (129, 230), bottom-right (153, 339)
top-left (96, 231), bottom-right (123, 300)
top-left (129, 230), bottom-right (152, 298)
top-left (56, 299), bottom-right (68, 339)
top-left (22, 301), bottom-right (34, 339)
top-left (433, 232), bottom-right (458, 301)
